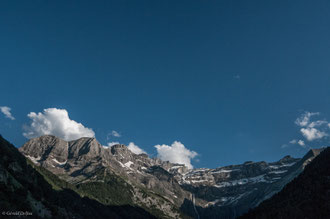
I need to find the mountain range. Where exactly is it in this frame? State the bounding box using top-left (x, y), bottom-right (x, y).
top-left (0, 135), bottom-right (155, 219)
top-left (240, 146), bottom-right (330, 219)
top-left (0, 134), bottom-right (328, 218)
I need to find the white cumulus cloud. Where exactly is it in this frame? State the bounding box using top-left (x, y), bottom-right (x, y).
top-left (154, 141), bottom-right (198, 169)
top-left (23, 108), bottom-right (95, 141)
top-left (300, 127), bottom-right (327, 141)
top-left (287, 139), bottom-right (306, 148)
top-left (294, 111), bottom-right (329, 142)
top-left (127, 142), bottom-right (146, 155)
top-left (297, 140), bottom-right (305, 147)
top-left (0, 106), bottom-right (15, 120)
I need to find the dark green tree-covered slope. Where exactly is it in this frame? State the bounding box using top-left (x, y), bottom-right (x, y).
top-left (0, 135), bottom-right (156, 219)
top-left (239, 147), bottom-right (330, 219)
top-left (18, 135), bottom-right (325, 219)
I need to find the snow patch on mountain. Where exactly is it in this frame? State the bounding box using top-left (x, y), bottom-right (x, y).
top-left (125, 161), bottom-right (134, 168)
top-left (52, 158), bottom-right (67, 165)
top-left (25, 155), bottom-right (41, 164)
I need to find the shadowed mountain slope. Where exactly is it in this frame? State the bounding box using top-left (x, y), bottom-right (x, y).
top-left (239, 147), bottom-right (330, 219)
top-left (19, 135), bottom-right (324, 218)
top-left (0, 135), bottom-right (156, 219)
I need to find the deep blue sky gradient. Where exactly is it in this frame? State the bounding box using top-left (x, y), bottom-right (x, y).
top-left (1, 0), bottom-right (330, 168)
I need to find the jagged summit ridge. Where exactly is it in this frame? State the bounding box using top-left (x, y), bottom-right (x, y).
top-left (19, 135), bottom-right (189, 218)
top-left (0, 135), bottom-right (156, 219)
top-left (19, 135), bottom-right (324, 219)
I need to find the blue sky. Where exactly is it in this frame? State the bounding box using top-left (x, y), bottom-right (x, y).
top-left (1, 0), bottom-right (330, 168)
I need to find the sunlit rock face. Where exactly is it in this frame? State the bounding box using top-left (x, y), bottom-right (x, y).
top-left (19, 135), bottom-right (323, 219)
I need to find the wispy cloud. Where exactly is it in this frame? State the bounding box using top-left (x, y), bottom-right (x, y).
top-left (111, 130), bottom-right (121, 137)
top-left (289, 139), bottom-right (297, 144)
top-left (23, 108), bottom-right (95, 141)
top-left (154, 141), bottom-right (198, 169)
top-left (295, 112), bottom-right (319, 127)
top-left (106, 130), bottom-right (121, 140)
top-left (234, 74), bottom-right (241, 80)
top-left (0, 106), bottom-right (15, 120)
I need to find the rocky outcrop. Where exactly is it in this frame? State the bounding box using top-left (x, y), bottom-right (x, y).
top-left (20, 136), bottom-right (188, 218)
top-left (0, 135), bottom-right (156, 219)
top-left (19, 135), bottom-right (324, 218)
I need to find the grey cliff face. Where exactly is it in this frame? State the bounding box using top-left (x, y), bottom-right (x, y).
top-left (19, 135), bottom-right (323, 219)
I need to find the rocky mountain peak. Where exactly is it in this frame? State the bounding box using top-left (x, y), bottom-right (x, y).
top-left (279, 155), bottom-right (294, 162)
top-left (18, 135), bottom-right (327, 219)
top-left (243, 161), bottom-right (254, 165)
top-left (19, 135), bottom-right (68, 162)
top-left (68, 137), bottom-right (102, 158)
top-left (110, 144), bottom-right (130, 154)
top-left (108, 144), bottom-right (136, 165)
top-left (297, 148), bottom-right (325, 168)
top-left (19, 136), bottom-right (106, 171)
top-left (309, 148), bottom-right (325, 156)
